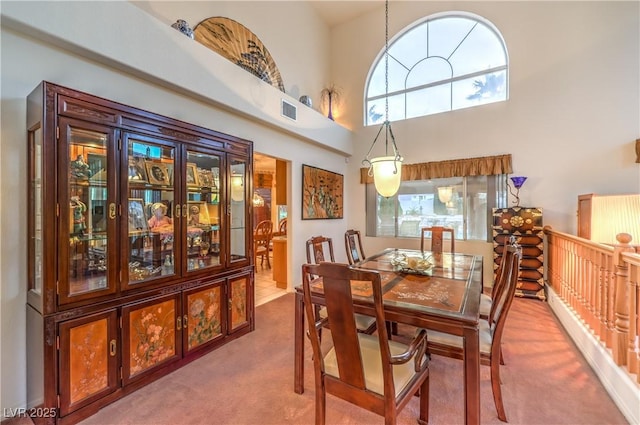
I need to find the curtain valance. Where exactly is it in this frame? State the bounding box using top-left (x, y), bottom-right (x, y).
top-left (359, 154), bottom-right (512, 184)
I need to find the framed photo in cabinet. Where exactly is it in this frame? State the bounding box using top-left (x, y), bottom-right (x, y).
top-left (145, 161), bottom-right (170, 185)
top-left (186, 162), bottom-right (199, 187)
top-left (188, 201), bottom-right (210, 226)
top-left (128, 156), bottom-right (148, 183)
top-left (198, 168), bottom-right (215, 188)
top-left (128, 198), bottom-right (148, 232)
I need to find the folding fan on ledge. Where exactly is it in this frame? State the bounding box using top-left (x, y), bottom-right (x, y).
top-left (194, 17), bottom-right (285, 93)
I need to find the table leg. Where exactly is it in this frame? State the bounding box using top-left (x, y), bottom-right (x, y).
top-left (294, 291), bottom-right (305, 394)
top-left (463, 326), bottom-right (481, 425)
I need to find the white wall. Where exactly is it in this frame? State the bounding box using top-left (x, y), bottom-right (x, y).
top-left (334, 1), bottom-right (639, 239)
top-left (0, 0), bottom-right (350, 414)
top-left (1, 0), bottom-right (638, 417)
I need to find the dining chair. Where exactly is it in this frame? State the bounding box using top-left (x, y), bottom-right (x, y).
top-left (344, 229), bottom-right (399, 336)
top-left (420, 226), bottom-right (455, 254)
top-left (426, 244), bottom-right (521, 422)
top-left (254, 220), bottom-right (273, 268)
top-left (344, 229), bottom-right (366, 265)
top-left (480, 235), bottom-right (518, 320)
top-left (278, 217), bottom-right (287, 235)
top-left (306, 236), bottom-right (377, 335)
top-left (302, 262), bottom-right (430, 425)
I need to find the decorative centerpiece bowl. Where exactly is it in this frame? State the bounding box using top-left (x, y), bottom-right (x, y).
top-left (390, 252), bottom-right (433, 275)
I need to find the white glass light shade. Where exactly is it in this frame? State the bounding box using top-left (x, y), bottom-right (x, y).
top-left (438, 187), bottom-right (453, 203)
top-left (230, 175), bottom-right (244, 202)
top-left (370, 156), bottom-right (403, 197)
top-left (252, 192), bottom-right (265, 207)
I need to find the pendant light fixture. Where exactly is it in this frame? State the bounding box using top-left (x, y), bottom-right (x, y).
top-left (363, 0), bottom-right (403, 198)
top-left (252, 191), bottom-right (265, 207)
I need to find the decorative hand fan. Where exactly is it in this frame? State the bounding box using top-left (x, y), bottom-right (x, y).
top-left (194, 17), bottom-right (285, 92)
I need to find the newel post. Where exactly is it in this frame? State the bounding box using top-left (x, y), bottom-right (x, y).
top-left (612, 233), bottom-right (634, 365)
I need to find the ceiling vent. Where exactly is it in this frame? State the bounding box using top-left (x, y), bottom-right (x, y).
top-left (281, 99), bottom-right (297, 121)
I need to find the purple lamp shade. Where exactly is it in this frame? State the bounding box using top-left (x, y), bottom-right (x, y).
top-left (510, 176), bottom-right (527, 189)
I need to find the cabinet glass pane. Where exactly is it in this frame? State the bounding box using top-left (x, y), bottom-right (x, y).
top-left (186, 151), bottom-right (221, 272)
top-left (68, 128), bottom-right (109, 296)
top-left (127, 139), bottom-right (176, 283)
top-left (30, 127), bottom-right (43, 294)
top-left (230, 160), bottom-right (247, 261)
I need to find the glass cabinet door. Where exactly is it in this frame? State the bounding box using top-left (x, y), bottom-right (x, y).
top-left (58, 119), bottom-right (117, 304)
top-left (229, 158), bottom-right (248, 265)
top-left (28, 125), bottom-right (43, 297)
top-left (123, 133), bottom-right (177, 288)
top-left (184, 150), bottom-right (223, 273)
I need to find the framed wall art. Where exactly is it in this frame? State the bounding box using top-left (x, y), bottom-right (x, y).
top-left (301, 164), bottom-right (343, 220)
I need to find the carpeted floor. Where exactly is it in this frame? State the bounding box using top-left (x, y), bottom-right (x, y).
top-left (4, 293), bottom-right (629, 425)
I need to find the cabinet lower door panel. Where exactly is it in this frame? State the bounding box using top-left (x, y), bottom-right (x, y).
top-left (59, 310), bottom-right (119, 416)
top-left (122, 294), bottom-right (181, 383)
top-left (184, 281), bottom-right (225, 353)
top-left (229, 274), bottom-right (251, 332)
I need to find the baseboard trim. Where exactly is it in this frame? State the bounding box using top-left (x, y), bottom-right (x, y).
top-left (547, 286), bottom-right (639, 425)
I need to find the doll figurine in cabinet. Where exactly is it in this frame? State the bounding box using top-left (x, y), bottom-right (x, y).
top-left (70, 154), bottom-right (91, 179)
top-left (70, 196), bottom-right (87, 234)
top-left (148, 202), bottom-right (172, 230)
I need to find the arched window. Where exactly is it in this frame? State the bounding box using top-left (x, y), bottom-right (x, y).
top-left (365, 12), bottom-right (508, 125)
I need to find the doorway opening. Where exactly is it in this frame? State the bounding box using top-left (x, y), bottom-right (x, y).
top-left (253, 153), bottom-right (288, 306)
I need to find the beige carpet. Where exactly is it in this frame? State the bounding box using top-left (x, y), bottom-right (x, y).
top-left (5, 293), bottom-right (628, 425)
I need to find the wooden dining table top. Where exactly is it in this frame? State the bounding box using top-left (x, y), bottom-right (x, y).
top-left (306, 248), bottom-right (483, 325)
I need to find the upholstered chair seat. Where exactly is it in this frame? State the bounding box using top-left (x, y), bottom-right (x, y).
top-left (324, 333), bottom-right (428, 397)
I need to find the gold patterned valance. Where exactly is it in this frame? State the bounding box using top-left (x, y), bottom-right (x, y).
top-left (360, 154), bottom-right (512, 184)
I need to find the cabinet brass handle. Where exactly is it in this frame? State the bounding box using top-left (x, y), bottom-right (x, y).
top-left (182, 204), bottom-right (187, 218)
top-left (176, 316), bottom-right (182, 330)
top-left (183, 314), bottom-right (188, 327)
top-left (109, 203), bottom-right (116, 220)
top-left (176, 204), bottom-right (181, 219)
top-left (228, 299), bottom-right (233, 310)
top-left (109, 339), bottom-right (116, 356)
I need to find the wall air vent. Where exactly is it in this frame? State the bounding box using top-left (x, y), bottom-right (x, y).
top-left (281, 99), bottom-right (297, 121)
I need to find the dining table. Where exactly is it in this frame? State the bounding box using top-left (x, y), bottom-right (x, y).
top-left (293, 248), bottom-right (484, 425)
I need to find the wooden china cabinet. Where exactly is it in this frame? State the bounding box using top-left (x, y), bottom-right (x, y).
top-left (26, 82), bottom-right (254, 424)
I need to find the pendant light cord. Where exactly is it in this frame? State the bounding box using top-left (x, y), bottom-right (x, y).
top-left (363, 0), bottom-right (402, 170)
top-left (385, 0), bottom-right (389, 125)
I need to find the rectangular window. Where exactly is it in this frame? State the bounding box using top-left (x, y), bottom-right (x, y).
top-left (366, 175), bottom-right (507, 241)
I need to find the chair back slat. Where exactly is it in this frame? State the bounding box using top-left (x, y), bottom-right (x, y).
top-left (344, 229), bottom-right (366, 265)
top-left (306, 236), bottom-right (335, 264)
top-left (420, 226), bottom-right (455, 254)
top-left (489, 245), bottom-right (521, 344)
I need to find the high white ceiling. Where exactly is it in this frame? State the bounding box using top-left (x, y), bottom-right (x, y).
top-left (308, 1), bottom-right (384, 28)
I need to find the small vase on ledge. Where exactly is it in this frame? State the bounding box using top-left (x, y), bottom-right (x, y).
top-left (171, 19), bottom-right (194, 39)
top-left (321, 85), bottom-right (340, 121)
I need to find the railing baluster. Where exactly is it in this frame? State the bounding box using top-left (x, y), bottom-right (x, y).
top-left (544, 227), bottom-right (640, 380)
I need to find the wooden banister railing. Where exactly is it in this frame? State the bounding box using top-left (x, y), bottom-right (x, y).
top-left (544, 226), bottom-right (640, 383)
